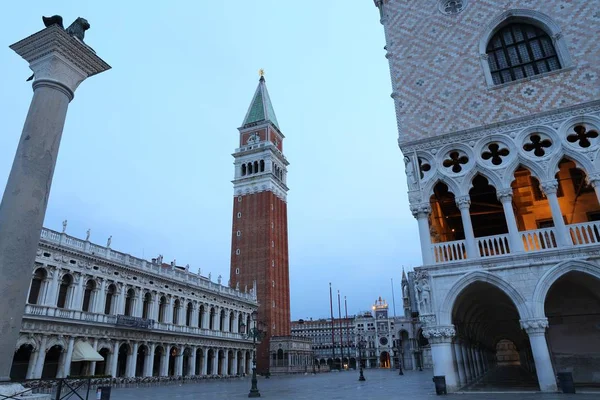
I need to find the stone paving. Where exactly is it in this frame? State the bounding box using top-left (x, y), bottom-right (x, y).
top-left (107, 369), bottom-right (596, 399)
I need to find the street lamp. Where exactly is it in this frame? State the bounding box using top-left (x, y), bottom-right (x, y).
top-left (357, 336), bottom-right (367, 382)
top-left (246, 311), bottom-right (264, 398)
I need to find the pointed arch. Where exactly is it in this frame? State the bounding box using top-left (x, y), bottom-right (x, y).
top-left (547, 152), bottom-right (594, 181)
top-left (532, 260), bottom-right (600, 318)
top-left (16, 334), bottom-right (39, 351)
top-left (464, 167), bottom-right (503, 193)
top-left (422, 173), bottom-right (462, 200)
top-left (439, 270), bottom-right (531, 325)
top-left (502, 158), bottom-right (547, 188)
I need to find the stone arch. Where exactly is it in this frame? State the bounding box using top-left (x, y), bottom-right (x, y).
top-left (464, 166), bottom-right (503, 194)
top-left (532, 260), bottom-right (600, 318)
top-left (439, 270), bottom-right (531, 325)
top-left (16, 334), bottom-right (38, 351)
top-left (422, 173), bottom-right (462, 200)
top-left (478, 8), bottom-right (573, 86)
top-left (547, 151), bottom-right (595, 181)
top-left (45, 336), bottom-right (67, 352)
top-left (97, 341), bottom-right (112, 352)
top-left (502, 158), bottom-right (547, 188)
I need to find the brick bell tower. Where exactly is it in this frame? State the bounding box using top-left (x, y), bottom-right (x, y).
top-left (230, 73), bottom-right (290, 373)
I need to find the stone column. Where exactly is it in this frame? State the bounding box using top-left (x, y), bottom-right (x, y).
top-left (541, 181), bottom-right (570, 247)
top-left (232, 313), bottom-right (239, 333)
top-left (424, 326), bottom-right (459, 392)
top-left (475, 347), bottom-right (484, 377)
top-left (32, 335), bottom-right (48, 379)
top-left (165, 297), bottom-right (173, 324)
top-left (145, 344), bottom-right (155, 377)
top-left (175, 347), bottom-right (184, 376)
top-left (136, 289), bottom-right (144, 317)
top-left (110, 341), bottom-right (120, 378)
top-left (89, 338), bottom-right (98, 376)
top-left (232, 351), bottom-right (238, 376)
top-left (127, 342), bottom-right (138, 377)
top-left (61, 337), bottom-right (75, 377)
top-left (189, 347), bottom-right (197, 376)
top-left (224, 311), bottom-right (230, 332)
top-left (73, 274), bottom-right (85, 310)
top-left (410, 203), bottom-right (433, 265)
top-left (213, 307), bottom-right (220, 330)
top-left (456, 196), bottom-right (479, 259)
top-left (117, 284), bottom-right (126, 315)
top-left (191, 303), bottom-right (199, 328)
top-left (241, 351), bottom-right (246, 375)
top-left (202, 307), bottom-right (210, 329)
top-left (471, 346), bottom-right (482, 377)
top-left (202, 349), bottom-right (208, 375)
top-left (45, 268), bottom-right (60, 306)
top-left (588, 174), bottom-right (600, 205)
top-left (521, 318), bottom-right (557, 392)
top-left (26, 347), bottom-right (39, 379)
top-left (95, 280), bottom-right (106, 313)
top-left (212, 349), bottom-right (219, 375)
top-left (0, 24), bottom-right (109, 382)
top-left (453, 340), bottom-right (466, 387)
top-left (497, 189), bottom-right (525, 253)
top-left (223, 351), bottom-right (229, 375)
top-left (160, 346), bottom-right (169, 376)
top-left (152, 294), bottom-right (160, 321)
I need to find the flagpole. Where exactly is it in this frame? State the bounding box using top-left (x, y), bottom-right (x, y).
top-left (338, 290), bottom-right (344, 370)
top-left (391, 278), bottom-right (397, 319)
top-left (344, 296), bottom-right (350, 369)
top-left (329, 283), bottom-right (336, 371)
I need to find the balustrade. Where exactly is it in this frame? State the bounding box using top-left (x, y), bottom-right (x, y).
top-left (477, 234), bottom-right (510, 257)
top-left (432, 240), bottom-right (467, 263)
top-left (569, 221), bottom-right (600, 246)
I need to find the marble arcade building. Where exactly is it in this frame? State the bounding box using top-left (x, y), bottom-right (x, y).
top-left (229, 75), bottom-right (292, 373)
top-left (374, 0), bottom-right (600, 393)
top-left (10, 227), bottom-right (258, 380)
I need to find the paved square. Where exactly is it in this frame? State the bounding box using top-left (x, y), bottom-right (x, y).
top-left (108, 370), bottom-right (592, 399)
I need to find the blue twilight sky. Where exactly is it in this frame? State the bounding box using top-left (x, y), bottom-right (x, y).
top-left (0, 1), bottom-right (422, 320)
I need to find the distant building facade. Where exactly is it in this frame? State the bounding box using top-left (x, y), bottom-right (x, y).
top-left (229, 75), bottom-right (291, 373)
top-left (268, 336), bottom-right (313, 375)
top-left (10, 227), bottom-right (257, 380)
top-left (374, 0), bottom-right (600, 392)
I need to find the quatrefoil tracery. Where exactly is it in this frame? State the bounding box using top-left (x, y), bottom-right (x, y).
top-left (418, 158), bottom-right (431, 179)
top-left (481, 143), bottom-right (510, 165)
top-left (442, 151), bottom-right (469, 173)
top-left (567, 125), bottom-right (598, 148)
top-left (523, 134), bottom-right (552, 157)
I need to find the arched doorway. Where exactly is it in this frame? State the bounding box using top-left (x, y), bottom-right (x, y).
top-left (96, 348), bottom-right (110, 375)
top-left (136, 345), bottom-right (147, 377)
top-left (117, 344), bottom-right (130, 377)
top-left (452, 280), bottom-right (535, 389)
top-left (10, 344), bottom-right (34, 380)
top-left (545, 271), bottom-right (600, 385)
top-left (379, 352), bottom-right (390, 368)
top-left (207, 349), bottom-right (215, 375)
top-left (168, 347), bottom-right (177, 376)
top-left (153, 346), bottom-right (164, 376)
top-left (42, 345), bottom-right (62, 378)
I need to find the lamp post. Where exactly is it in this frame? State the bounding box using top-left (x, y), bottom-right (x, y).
top-left (246, 311), bottom-right (263, 398)
top-left (357, 336), bottom-right (366, 382)
top-left (396, 339), bottom-right (404, 376)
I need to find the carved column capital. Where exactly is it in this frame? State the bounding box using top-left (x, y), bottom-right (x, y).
top-left (540, 180), bottom-right (559, 195)
top-left (520, 318), bottom-right (549, 335)
top-left (422, 325), bottom-right (456, 344)
top-left (496, 188), bottom-right (513, 203)
top-left (410, 203), bottom-right (431, 219)
top-left (455, 196), bottom-right (471, 210)
top-left (587, 173), bottom-right (600, 188)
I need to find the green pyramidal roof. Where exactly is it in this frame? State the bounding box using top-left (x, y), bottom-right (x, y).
top-left (242, 76), bottom-right (280, 129)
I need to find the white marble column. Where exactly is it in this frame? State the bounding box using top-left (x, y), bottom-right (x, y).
top-left (497, 189), bottom-right (525, 253)
top-left (145, 344), bottom-right (155, 377)
top-left (212, 350), bottom-right (219, 375)
top-left (241, 351), bottom-right (246, 375)
top-left (127, 342), bottom-right (138, 377)
top-left (232, 352), bottom-right (238, 375)
top-left (165, 297), bottom-right (173, 324)
top-left (45, 268), bottom-right (61, 306)
top-left (72, 274), bottom-right (85, 310)
top-left (32, 335), bottom-right (48, 379)
top-left (453, 340), bottom-right (466, 387)
top-left (588, 174), bottom-right (600, 205)
top-left (521, 318), bottom-right (557, 392)
top-left (202, 307), bottom-right (210, 329)
top-left (541, 181), bottom-right (570, 247)
top-left (232, 313), bottom-right (239, 333)
top-left (95, 280), bottom-right (106, 313)
top-left (117, 284), bottom-right (126, 315)
top-left (61, 337), bottom-right (75, 377)
top-left (136, 290), bottom-right (144, 317)
top-left (26, 347), bottom-right (39, 379)
top-left (191, 304), bottom-right (199, 328)
top-left (175, 347), bottom-right (184, 376)
top-left (425, 326), bottom-right (459, 392)
top-left (202, 349), bottom-right (208, 375)
top-left (110, 341), bottom-right (120, 378)
top-left (0, 26), bottom-right (109, 381)
top-left (456, 196), bottom-right (479, 259)
top-left (224, 311), bottom-right (231, 332)
top-left (410, 203), bottom-right (434, 265)
top-left (213, 307), bottom-right (220, 330)
top-left (189, 347), bottom-right (197, 376)
top-left (90, 338), bottom-right (98, 376)
top-left (160, 347), bottom-right (169, 376)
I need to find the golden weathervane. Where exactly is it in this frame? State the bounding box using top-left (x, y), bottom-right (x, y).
top-left (259, 68), bottom-right (265, 77)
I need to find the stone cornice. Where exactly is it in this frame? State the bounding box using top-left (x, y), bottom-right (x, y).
top-left (399, 101), bottom-right (600, 153)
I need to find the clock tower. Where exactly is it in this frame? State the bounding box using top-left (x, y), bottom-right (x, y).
top-left (230, 75), bottom-right (291, 373)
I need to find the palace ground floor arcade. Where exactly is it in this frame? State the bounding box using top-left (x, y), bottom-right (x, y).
top-left (10, 329), bottom-right (254, 380)
top-left (419, 259), bottom-right (600, 392)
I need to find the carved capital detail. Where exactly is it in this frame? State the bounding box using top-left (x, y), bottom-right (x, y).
top-left (410, 203), bottom-right (431, 219)
top-left (587, 173), bottom-right (600, 188)
top-left (423, 325), bottom-right (456, 344)
top-left (540, 180), bottom-right (559, 195)
top-left (455, 196), bottom-right (471, 210)
top-left (496, 188), bottom-right (513, 203)
top-left (520, 318), bottom-right (549, 335)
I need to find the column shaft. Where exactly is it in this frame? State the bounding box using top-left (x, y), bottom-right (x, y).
top-left (541, 181), bottom-right (570, 247)
top-left (453, 342), bottom-right (466, 387)
top-left (412, 204), bottom-right (433, 265)
top-left (498, 192), bottom-right (525, 253)
top-left (456, 197), bottom-right (478, 258)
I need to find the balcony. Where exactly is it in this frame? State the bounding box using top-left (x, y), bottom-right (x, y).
top-left (430, 221), bottom-right (600, 264)
top-left (24, 305), bottom-right (251, 342)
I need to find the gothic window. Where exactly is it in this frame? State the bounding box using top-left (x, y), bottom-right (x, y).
top-left (523, 134), bottom-right (552, 157)
top-left (442, 151), bottom-right (469, 173)
top-left (566, 125), bottom-right (599, 148)
top-left (82, 280), bottom-right (96, 312)
top-left (28, 268), bottom-right (46, 305)
top-left (486, 23), bottom-right (560, 85)
top-left (481, 143), bottom-right (510, 165)
top-left (56, 274), bottom-right (73, 309)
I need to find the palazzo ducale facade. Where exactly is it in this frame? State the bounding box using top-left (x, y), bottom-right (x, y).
top-left (10, 226), bottom-right (258, 380)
